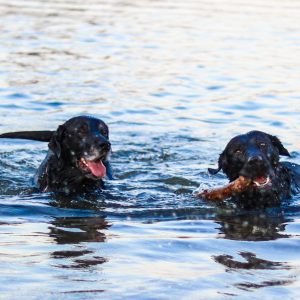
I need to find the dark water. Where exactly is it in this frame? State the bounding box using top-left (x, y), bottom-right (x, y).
top-left (1, 0), bottom-right (300, 299)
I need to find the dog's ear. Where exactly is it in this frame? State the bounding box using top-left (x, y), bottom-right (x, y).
top-left (48, 125), bottom-right (65, 158)
top-left (208, 151), bottom-right (226, 175)
top-left (268, 134), bottom-right (291, 157)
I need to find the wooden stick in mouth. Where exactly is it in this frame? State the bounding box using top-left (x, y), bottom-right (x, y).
top-left (194, 176), bottom-right (252, 201)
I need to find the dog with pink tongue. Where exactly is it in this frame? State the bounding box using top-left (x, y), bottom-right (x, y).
top-left (0, 116), bottom-right (113, 194)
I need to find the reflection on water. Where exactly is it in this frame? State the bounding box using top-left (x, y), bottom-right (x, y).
top-left (214, 251), bottom-right (291, 270)
top-left (49, 217), bottom-right (110, 244)
top-left (214, 251), bottom-right (295, 293)
top-left (216, 211), bottom-right (290, 241)
top-left (1, 0), bottom-right (300, 299)
top-left (50, 217), bottom-right (109, 269)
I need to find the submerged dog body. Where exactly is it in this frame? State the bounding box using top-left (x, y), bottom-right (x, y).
top-left (209, 131), bottom-right (297, 208)
top-left (0, 116), bottom-right (112, 194)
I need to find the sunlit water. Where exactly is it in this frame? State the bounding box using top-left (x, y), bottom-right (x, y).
top-left (0, 0), bottom-right (300, 299)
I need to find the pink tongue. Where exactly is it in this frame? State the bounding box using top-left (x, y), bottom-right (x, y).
top-left (86, 160), bottom-right (106, 178)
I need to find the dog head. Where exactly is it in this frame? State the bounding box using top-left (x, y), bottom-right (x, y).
top-left (209, 131), bottom-right (290, 192)
top-left (49, 116), bottom-right (112, 180)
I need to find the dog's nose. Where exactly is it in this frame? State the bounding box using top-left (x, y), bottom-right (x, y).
top-left (97, 140), bottom-right (111, 151)
top-left (247, 155), bottom-right (263, 165)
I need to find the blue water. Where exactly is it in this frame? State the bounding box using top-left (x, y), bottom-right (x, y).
top-left (1, 0), bottom-right (300, 299)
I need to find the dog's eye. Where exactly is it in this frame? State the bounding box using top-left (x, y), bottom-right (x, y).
top-left (78, 125), bottom-right (88, 135)
top-left (234, 149), bottom-right (242, 154)
top-left (100, 126), bottom-right (109, 137)
top-left (259, 142), bottom-right (266, 148)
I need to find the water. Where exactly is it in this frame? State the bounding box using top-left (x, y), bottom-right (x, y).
top-left (0, 0), bottom-right (300, 298)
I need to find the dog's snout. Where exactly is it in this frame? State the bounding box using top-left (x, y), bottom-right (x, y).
top-left (96, 139), bottom-right (111, 151)
top-left (247, 155), bottom-right (263, 165)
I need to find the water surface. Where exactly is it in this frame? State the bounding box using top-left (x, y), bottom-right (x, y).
top-left (0, 0), bottom-right (300, 299)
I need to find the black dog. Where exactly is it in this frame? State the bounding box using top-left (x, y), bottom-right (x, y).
top-left (0, 116), bottom-right (113, 194)
top-left (209, 130), bottom-right (299, 208)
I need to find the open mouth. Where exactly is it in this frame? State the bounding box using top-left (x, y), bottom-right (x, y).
top-left (252, 176), bottom-right (271, 187)
top-left (78, 157), bottom-right (106, 178)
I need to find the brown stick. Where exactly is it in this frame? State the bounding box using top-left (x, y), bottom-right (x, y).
top-left (195, 176), bottom-right (252, 201)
